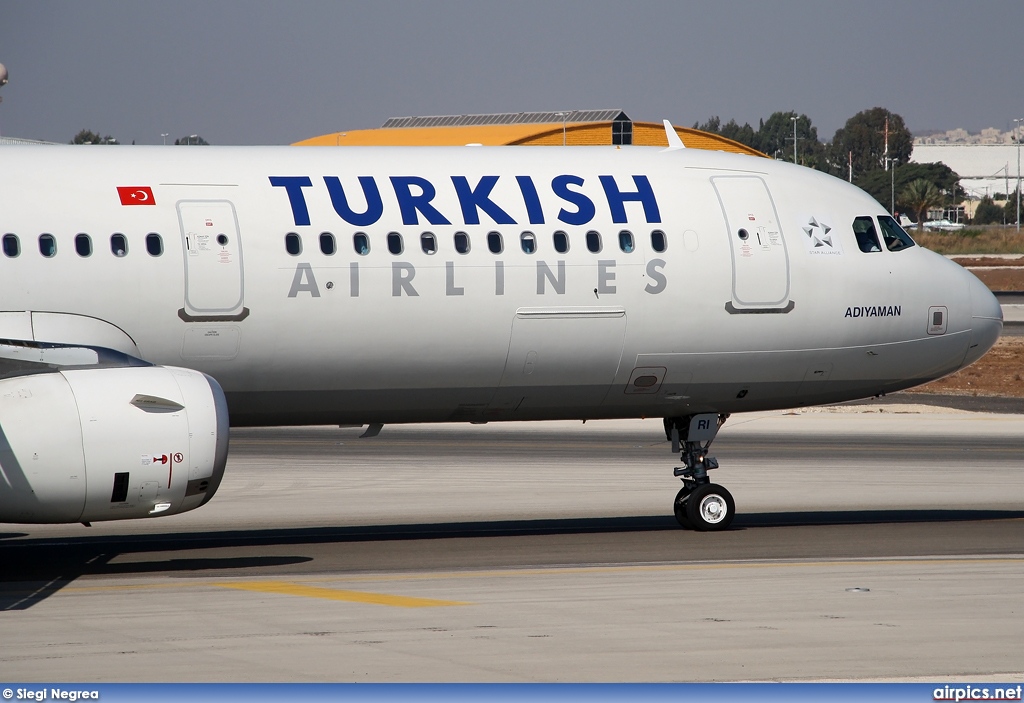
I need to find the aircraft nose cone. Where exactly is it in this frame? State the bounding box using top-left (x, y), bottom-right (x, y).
top-left (963, 274), bottom-right (1002, 368)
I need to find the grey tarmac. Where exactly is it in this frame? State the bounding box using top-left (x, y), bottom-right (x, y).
top-left (1, 408), bottom-right (1023, 682)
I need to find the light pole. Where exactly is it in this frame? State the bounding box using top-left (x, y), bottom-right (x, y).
top-left (160, 133), bottom-right (168, 145)
top-left (0, 63), bottom-right (8, 137)
top-left (1016, 118), bottom-right (1022, 232)
top-left (791, 115), bottom-right (798, 164)
top-left (556, 112), bottom-right (567, 146)
top-left (886, 157), bottom-right (895, 216)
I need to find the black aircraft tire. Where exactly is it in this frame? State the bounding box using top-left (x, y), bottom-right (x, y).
top-left (673, 486), bottom-right (694, 529)
top-left (685, 483), bottom-right (735, 532)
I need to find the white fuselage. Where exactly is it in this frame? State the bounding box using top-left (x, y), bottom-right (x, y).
top-left (0, 145), bottom-right (1002, 425)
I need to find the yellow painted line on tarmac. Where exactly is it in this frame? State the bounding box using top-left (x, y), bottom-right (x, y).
top-left (212, 580), bottom-right (469, 607)
top-left (261, 556), bottom-right (1024, 586)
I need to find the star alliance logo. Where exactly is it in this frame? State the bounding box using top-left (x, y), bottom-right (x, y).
top-left (803, 216), bottom-right (833, 247)
top-left (802, 216), bottom-right (842, 255)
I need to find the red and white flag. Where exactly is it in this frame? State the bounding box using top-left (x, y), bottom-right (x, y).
top-left (117, 186), bottom-right (156, 206)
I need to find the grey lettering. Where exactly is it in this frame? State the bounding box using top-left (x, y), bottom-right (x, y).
top-left (644, 258), bottom-right (667, 294)
top-left (288, 263), bottom-right (321, 298)
top-left (392, 262), bottom-right (419, 297)
top-left (350, 262), bottom-right (359, 297)
top-left (597, 260), bottom-right (617, 294)
top-left (446, 261), bottom-right (464, 296)
top-left (537, 260), bottom-right (565, 295)
top-left (495, 260), bottom-right (504, 296)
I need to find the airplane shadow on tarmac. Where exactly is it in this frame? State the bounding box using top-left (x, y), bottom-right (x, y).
top-left (2, 508), bottom-right (1023, 610)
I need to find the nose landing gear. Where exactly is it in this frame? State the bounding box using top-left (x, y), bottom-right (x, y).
top-left (665, 413), bottom-right (735, 531)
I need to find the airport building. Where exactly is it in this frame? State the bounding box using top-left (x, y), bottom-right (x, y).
top-left (293, 109), bottom-right (766, 156)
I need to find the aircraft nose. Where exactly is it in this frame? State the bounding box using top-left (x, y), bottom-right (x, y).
top-left (963, 274), bottom-right (1002, 368)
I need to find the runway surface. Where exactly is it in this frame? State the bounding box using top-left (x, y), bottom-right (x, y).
top-left (2, 408), bottom-right (1023, 682)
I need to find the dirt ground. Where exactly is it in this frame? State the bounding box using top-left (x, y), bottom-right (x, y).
top-left (916, 337), bottom-right (1024, 398)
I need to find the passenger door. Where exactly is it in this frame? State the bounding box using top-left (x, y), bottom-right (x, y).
top-left (712, 176), bottom-right (792, 312)
top-left (177, 200), bottom-right (247, 321)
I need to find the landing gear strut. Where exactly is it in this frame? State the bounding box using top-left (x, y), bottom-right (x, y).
top-left (665, 414), bottom-right (734, 531)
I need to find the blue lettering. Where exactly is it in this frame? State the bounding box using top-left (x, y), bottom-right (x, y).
top-left (324, 176), bottom-right (383, 226)
top-left (452, 176), bottom-right (516, 225)
top-left (516, 175), bottom-right (546, 225)
top-left (270, 176), bottom-right (313, 226)
top-left (390, 176), bottom-right (452, 226)
top-left (599, 175), bottom-right (661, 224)
top-left (552, 175), bottom-right (596, 226)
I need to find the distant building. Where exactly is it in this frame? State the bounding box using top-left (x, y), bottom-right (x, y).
top-left (294, 110), bottom-right (766, 156)
top-left (0, 136), bottom-right (56, 145)
top-left (914, 127), bottom-right (1017, 146)
top-left (913, 143), bottom-right (1023, 202)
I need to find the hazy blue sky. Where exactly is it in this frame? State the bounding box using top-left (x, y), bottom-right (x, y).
top-left (1, 1), bottom-right (1021, 145)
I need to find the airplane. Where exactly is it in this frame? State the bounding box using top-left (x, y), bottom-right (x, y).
top-left (0, 125), bottom-right (1003, 531)
top-left (923, 218), bottom-right (966, 232)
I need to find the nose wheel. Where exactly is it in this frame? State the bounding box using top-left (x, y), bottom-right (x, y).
top-left (675, 483), bottom-right (735, 531)
top-left (666, 414), bottom-right (735, 531)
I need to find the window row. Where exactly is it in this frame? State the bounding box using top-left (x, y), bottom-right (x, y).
top-left (2, 233), bottom-right (165, 258)
top-left (285, 229), bottom-right (669, 258)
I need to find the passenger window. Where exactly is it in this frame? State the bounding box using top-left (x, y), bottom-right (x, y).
top-left (285, 232), bottom-right (302, 256)
top-left (2, 233), bottom-right (20, 258)
top-left (387, 232), bottom-right (403, 255)
top-left (586, 230), bottom-right (602, 253)
top-left (75, 233), bottom-right (93, 257)
top-left (146, 233), bottom-right (163, 256)
top-left (877, 215), bottom-right (916, 252)
top-left (421, 232), bottom-right (437, 254)
top-left (454, 231), bottom-right (470, 254)
top-left (353, 232), bottom-right (370, 255)
top-left (852, 217), bottom-right (882, 253)
top-left (487, 231), bottom-right (503, 254)
top-left (650, 229), bottom-right (667, 252)
top-left (320, 232), bottom-right (336, 255)
top-left (520, 231), bottom-right (536, 254)
top-left (618, 230), bottom-right (634, 253)
top-left (110, 233), bottom-right (128, 257)
top-left (39, 234), bottom-right (56, 258)
top-left (553, 230), bottom-right (569, 253)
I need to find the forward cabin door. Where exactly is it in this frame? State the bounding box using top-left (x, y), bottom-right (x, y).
top-left (712, 176), bottom-right (792, 312)
top-left (177, 200), bottom-right (247, 321)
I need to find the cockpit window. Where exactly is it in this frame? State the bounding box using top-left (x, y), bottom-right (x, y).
top-left (852, 216), bottom-right (882, 253)
top-left (877, 215), bottom-right (916, 252)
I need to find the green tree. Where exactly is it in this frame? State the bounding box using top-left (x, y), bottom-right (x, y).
top-left (973, 197), bottom-right (1004, 225)
top-left (71, 129), bottom-right (118, 144)
top-left (901, 179), bottom-right (943, 230)
top-left (174, 135), bottom-right (210, 145)
top-left (692, 116), bottom-right (722, 133)
top-left (827, 107), bottom-right (912, 179)
top-left (1005, 192), bottom-right (1022, 225)
top-left (718, 119), bottom-right (757, 150)
top-left (857, 162), bottom-right (962, 215)
top-left (758, 111), bottom-right (825, 167)
top-left (692, 116), bottom-right (758, 150)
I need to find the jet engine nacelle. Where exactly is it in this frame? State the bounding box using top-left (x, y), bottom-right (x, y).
top-left (0, 366), bottom-right (229, 524)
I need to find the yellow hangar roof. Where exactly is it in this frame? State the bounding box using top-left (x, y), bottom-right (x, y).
top-left (293, 109), bottom-right (766, 157)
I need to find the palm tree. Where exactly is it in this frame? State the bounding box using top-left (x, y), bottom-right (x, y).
top-left (900, 178), bottom-right (942, 230)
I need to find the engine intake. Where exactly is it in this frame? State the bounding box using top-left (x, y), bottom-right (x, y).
top-left (0, 366), bottom-right (228, 523)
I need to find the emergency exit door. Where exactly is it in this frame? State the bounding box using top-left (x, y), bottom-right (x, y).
top-left (712, 176), bottom-right (791, 311)
top-left (177, 200), bottom-right (246, 320)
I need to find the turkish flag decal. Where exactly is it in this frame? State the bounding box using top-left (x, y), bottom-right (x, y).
top-left (117, 186), bottom-right (156, 206)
